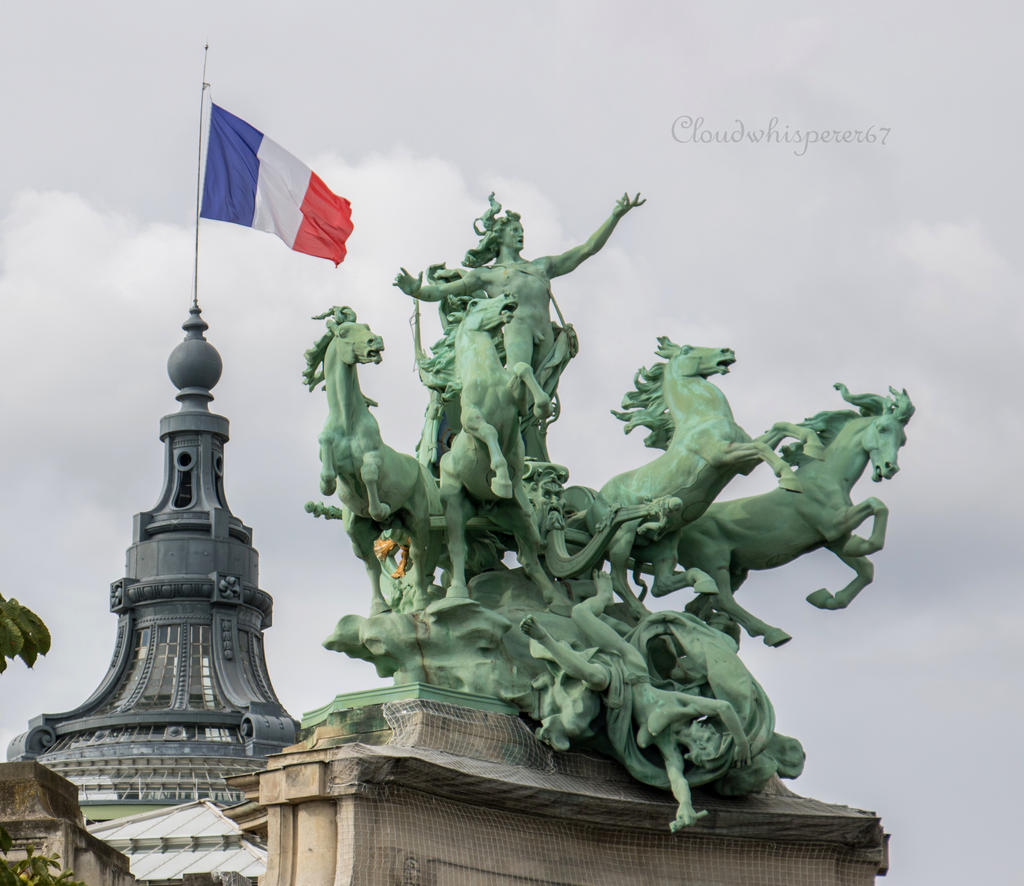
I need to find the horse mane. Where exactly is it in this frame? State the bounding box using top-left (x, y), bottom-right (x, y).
top-left (301, 306), bottom-right (357, 393)
top-left (417, 323), bottom-right (462, 397)
top-left (611, 361), bottom-right (673, 451)
top-left (780, 409), bottom-right (859, 467)
top-left (780, 383), bottom-right (916, 466)
top-left (835, 382), bottom-right (915, 424)
top-left (416, 295), bottom-right (507, 399)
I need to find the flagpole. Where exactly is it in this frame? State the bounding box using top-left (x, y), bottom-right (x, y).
top-left (192, 43), bottom-right (210, 310)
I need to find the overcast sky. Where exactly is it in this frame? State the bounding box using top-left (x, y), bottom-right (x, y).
top-left (1, 4), bottom-right (1021, 883)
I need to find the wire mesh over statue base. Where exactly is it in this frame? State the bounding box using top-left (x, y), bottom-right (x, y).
top-left (232, 697), bottom-right (888, 886)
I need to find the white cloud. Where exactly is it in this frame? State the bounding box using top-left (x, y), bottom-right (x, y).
top-left (895, 219), bottom-right (1008, 289)
top-left (1, 9), bottom-right (1022, 881)
top-left (0, 155), bottom-right (660, 745)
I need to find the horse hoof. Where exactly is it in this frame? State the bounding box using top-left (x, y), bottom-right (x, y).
top-left (806, 589), bottom-right (833, 609)
top-left (533, 397), bottom-right (553, 419)
top-left (491, 477), bottom-right (514, 498)
top-left (762, 628), bottom-right (792, 647)
top-left (804, 442), bottom-right (826, 460)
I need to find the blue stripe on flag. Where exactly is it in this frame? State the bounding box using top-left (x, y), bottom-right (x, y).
top-left (200, 104), bottom-right (264, 226)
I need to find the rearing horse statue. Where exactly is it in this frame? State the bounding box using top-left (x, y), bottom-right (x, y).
top-left (635, 384), bottom-right (915, 645)
top-left (439, 294), bottom-right (567, 610)
top-left (304, 307), bottom-right (440, 615)
top-left (548, 338), bottom-right (825, 616)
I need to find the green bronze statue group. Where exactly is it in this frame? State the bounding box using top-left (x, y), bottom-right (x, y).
top-left (301, 193), bottom-right (914, 833)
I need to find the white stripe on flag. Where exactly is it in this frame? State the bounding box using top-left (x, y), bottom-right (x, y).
top-left (253, 137), bottom-right (311, 247)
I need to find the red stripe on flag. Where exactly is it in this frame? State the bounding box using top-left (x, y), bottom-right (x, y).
top-left (293, 173), bottom-right (354, 265)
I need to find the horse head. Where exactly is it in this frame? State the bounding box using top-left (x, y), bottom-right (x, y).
top-left (457, 292), bottom-right (518, 334)
top-left (835, 383), bottom-right (914, 482)
top-left (612, 338), bottom-right (738, 451)
top-left (328, 308), bottom-right (385, 366)
top-left (656, 337), bottom-right (735, 380)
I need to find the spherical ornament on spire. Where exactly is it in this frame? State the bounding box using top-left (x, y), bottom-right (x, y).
top-left (167, 304), bottom-right (223, 393)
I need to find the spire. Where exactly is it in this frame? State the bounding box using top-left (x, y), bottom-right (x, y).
top-left (153, 306), bottom-right (232, 530)
top-left (167, 304), bottom-right (222, 411)
top-left (7, 304), bottom-right (296, 818)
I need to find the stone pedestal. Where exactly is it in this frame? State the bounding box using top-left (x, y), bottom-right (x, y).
top-left (236, 695), bottom-right (887, 886)
top-left (0, 762), bottom-right (135, 886)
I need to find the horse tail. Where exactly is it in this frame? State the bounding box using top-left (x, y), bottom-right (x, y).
top-left (304, 307), bottom-right (356, 391)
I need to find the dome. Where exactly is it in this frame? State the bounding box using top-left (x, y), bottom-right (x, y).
top-left (167, 304), bottom-right (223, 392)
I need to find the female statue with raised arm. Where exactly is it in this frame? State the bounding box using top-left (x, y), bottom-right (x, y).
top-left (395, 192), bottom-right (644, 460)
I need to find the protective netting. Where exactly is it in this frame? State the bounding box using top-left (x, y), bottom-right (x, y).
top-left (277, 699), bottom-right (885, 885)
top-left (381, 699), bottom-right (644, 797)
top-left (384, 700), bottom-right (557, 770)
top-left (336, 783), bottom-right (881, 885)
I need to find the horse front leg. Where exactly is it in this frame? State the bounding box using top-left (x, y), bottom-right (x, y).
top-left (461, 406), bottom-right (513, 498)
top-left (439, 459), bottom-right (472, 599)
top-left (508, 362), bottom-right (552, 420)
top-left (757, 422), bottom-right (825, 460)
top-left (646, 537), bottom-right (686, 598)
top-left (606, 519), bottom-right (648, 618)
top-left (346, 515), bottom-right (390, 615)
top-left (840, 497), bottom-right (888, 556)
top-left (807, 544), bottom-right (874, 610)
top-left (714, 442), bottom-right (803, 493)
top-left (702, 566), bottom-right (792, 647)
top-left (360, 451), bottom-right (392, 522)
top-left (649, 548), bottom-right (716, 600)
top-left (318, 431), bottom-right (338, 495)
top-left (403, 487), bottom-right (439, 600)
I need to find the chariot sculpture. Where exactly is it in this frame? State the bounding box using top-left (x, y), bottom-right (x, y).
top-left (303, 192), bottom-right (913, 832)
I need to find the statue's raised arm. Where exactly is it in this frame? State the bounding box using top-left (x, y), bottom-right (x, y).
top-left (394, 265), bottom-right (481, 303)
top-left (541, 192), bottom-right (646, 278)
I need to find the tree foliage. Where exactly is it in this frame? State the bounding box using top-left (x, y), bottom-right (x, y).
top-left (0, 594), bottom-right (51, 674)
top-left (0, 835), bottom-right (86, 886)
top-left (0, 598), bottom-right (79, 884)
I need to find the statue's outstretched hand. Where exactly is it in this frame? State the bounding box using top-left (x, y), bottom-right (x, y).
top-left (614, 192), bottom-right (646, 218)
top-left (394, 267), bottom-right (423, 296)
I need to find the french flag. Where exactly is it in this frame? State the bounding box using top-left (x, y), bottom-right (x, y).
top-left (200, 104), bottom-right (353, 265)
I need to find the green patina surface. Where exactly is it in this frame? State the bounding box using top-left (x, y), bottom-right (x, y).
top-left (302, 191), bottom-right (914, 833)
top-left (301, 683), bottom-right (518, 731)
